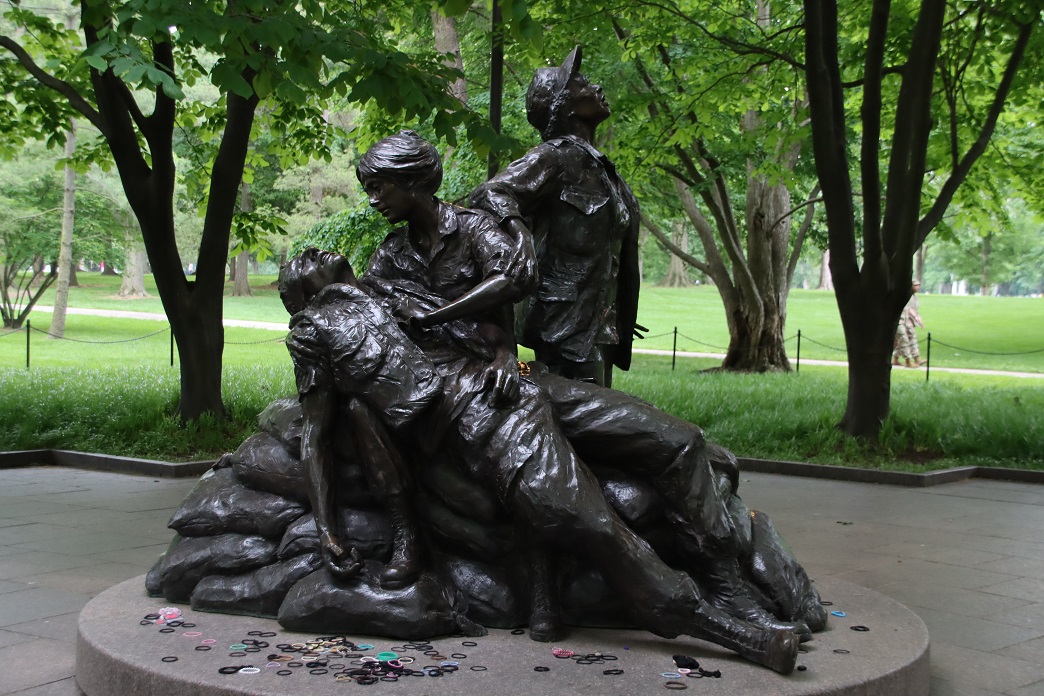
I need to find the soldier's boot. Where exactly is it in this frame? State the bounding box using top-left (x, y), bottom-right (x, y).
top-left (702, 557), bottom-right (811, 642)
top-left (689, 600), bottom-right (800, 675)
top-left (379, 496), bottom-right (421, 589)
top-left (528, 544), bottom-right (564, 642)
top-left (905, 358), bottom-right (916, 368)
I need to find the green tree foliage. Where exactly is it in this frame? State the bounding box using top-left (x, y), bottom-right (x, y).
top-left (0, 143), bottom-right (120, 327)
top-left (296, 207), bottom-right (389, 276)
top-left (926, 196), bottom-right (1044, 295)
top-left (0, 158), bottom-right (60, 328)
top-left (0, 0), bottom-right (496, 421)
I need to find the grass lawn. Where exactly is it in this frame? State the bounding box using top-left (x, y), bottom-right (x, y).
top-left (615, 355), bottom-right (1042, 472)
top-left (12, 272), bottom-right (1044, 372)
top-left (637, 286), bottom-right (1044, 373)
top-left (25, 271), bottom-right (291, 324)
top-left (2, 273), bottom-right (1041, 469)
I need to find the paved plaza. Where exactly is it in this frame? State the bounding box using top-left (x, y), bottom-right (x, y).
top-left (0, 466), bottom-right (1043, 695)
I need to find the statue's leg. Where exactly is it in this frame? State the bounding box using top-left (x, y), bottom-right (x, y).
top-left (536, 373), bottom-right (810, 639)
top-left (347, 398), bottom-right (420, 589)
top-left (460, 385), bottom-right (797, 674)
top-left (507, 439), bottom-right (799, 675)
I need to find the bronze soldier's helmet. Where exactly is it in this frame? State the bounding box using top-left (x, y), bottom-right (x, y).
top-left (526, 45), bottom-right (582, 141)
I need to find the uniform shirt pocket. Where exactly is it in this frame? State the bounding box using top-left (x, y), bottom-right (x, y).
top-left (559, 187), bottom-right (609, 215)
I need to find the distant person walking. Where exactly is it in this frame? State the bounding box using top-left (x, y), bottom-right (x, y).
top-left (893, 280), bottom-right (925, 368)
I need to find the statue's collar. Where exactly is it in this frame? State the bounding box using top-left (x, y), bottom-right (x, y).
top-left (550, 134), bottom-right (616, 176)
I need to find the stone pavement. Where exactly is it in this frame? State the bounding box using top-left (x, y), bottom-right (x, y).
top-left (1, 466), bottom-right (1043, 696)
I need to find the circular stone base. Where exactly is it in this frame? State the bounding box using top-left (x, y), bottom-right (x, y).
top-left (77, 576), bottom-right (928, 696)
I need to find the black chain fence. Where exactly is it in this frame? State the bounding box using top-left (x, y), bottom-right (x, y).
top-left (29, 323), bottom-right (170, 344)
top-left (6, 320), bottom-right (290, 368)
top-left (5, 319), bottom-right (1043, 380)
top-left (654, 327), bottom-right (1043, 381)
top-left (928, 338), bottom-right (1044, 356)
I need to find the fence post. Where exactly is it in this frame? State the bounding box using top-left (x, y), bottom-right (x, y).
top-left (925, 332), bottom-right (931, 382)
top-left (170, 327), bottom-right (175, 367)
top-left (796, 329), bottom-right (801, 374)
top-left (672, 327), bottom-right (677, 370)
top-left (26, 319), bottom-right (30, 369)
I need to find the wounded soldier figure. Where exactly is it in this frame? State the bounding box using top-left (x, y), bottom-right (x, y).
top-left (273, 130), bottom-right (826, 674)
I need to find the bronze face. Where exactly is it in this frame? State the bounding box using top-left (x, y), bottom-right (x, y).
top-left (299, 248), bottom-right (352, 299)
top-left (363, 177), bottom-right (419, 226)
top-left (566, 74), bottom-right (610, 124)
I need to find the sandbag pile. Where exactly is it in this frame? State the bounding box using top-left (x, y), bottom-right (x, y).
top-left (147, 395), bottom-right (825, 637)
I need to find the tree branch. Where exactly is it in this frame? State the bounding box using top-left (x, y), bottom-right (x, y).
top-left (880, 0), bottom-right (946, 270)
top-left (787, 184), bottom-right (821, 284)
top-left (640, 212), bottom-right (713, 276)
top-left (768, 192), bottom-right (823, 233)
top-left (859, 0), bottom-right (889, 265)
top-left (696, 139), bottom-right (743, 261)
top-left (196, 73), bottom-right (260, 293)
top-left (803, 0), bottom-right (858, 283)
top-left (144, 40), bottom-right (177, 177)
top-left (671, 178), bottom-right (735, 291)
top-left (916, 19), bottom-right (1034, 247)
top-left (113, 76), bottom-right (150, 135)
top-left (82, 22), bottom-right (151, 184)
top-left (632, 0), bottom-right (806, 71)
top-left (0, 35), bottom-right (106, 135)
top-left (839, 64), bottom-right (904, 88)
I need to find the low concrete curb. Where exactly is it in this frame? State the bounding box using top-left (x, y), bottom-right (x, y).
top-left (738, 457), bottom-right (1044, 487)
top-left (0, 449), bottom-right (214, 478)
top-left (2, 449), bottom-right (1040, 487)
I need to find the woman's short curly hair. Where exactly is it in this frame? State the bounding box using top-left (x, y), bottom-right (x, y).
top-left (356, 130), bottom-right (443, 195)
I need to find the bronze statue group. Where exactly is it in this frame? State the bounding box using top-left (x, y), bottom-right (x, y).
top-left (154, 46), bottom-right (827, 677)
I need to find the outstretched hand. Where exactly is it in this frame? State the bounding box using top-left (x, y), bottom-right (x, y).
top-left (504, 219), bottom-right (537, 290)
top-left (483, 351), bottom-right (521, 407)
top-left (320, 532), bottom-right (363, 580)
top-left (633, 323), bottom-right (649, 340)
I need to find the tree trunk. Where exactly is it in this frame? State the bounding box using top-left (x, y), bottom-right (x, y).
top-left (431, 9), bottom-right (467, 105)
top-left (50, 123), bottom-right (76, 339)
top-left (118, 223), bottom-right (149, 298)
top-left (169, 293), bottom-right (226, 422)
top-left (732, 168), bottom-right (793, 372)
top-left (231, 180), bottom-right (252, 297)
top-left (980, 233), bottom-right (991, 295)
top-left (232, 250), bottom-right (251, 296)
top-left (817, 249), bottom-right (833, 289)
top-left (720, 289), bottom-right (792, 371)
top-left (101, 262), bottom-right (117, 275)
top-left (486, 0), bottom-right (503, 179)
top-left (658, 221), bottom-right (693, 287)
top-left (915, 244), bottom-right (925, 285)
top-left (837, 297), bottom-right (896, 438)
